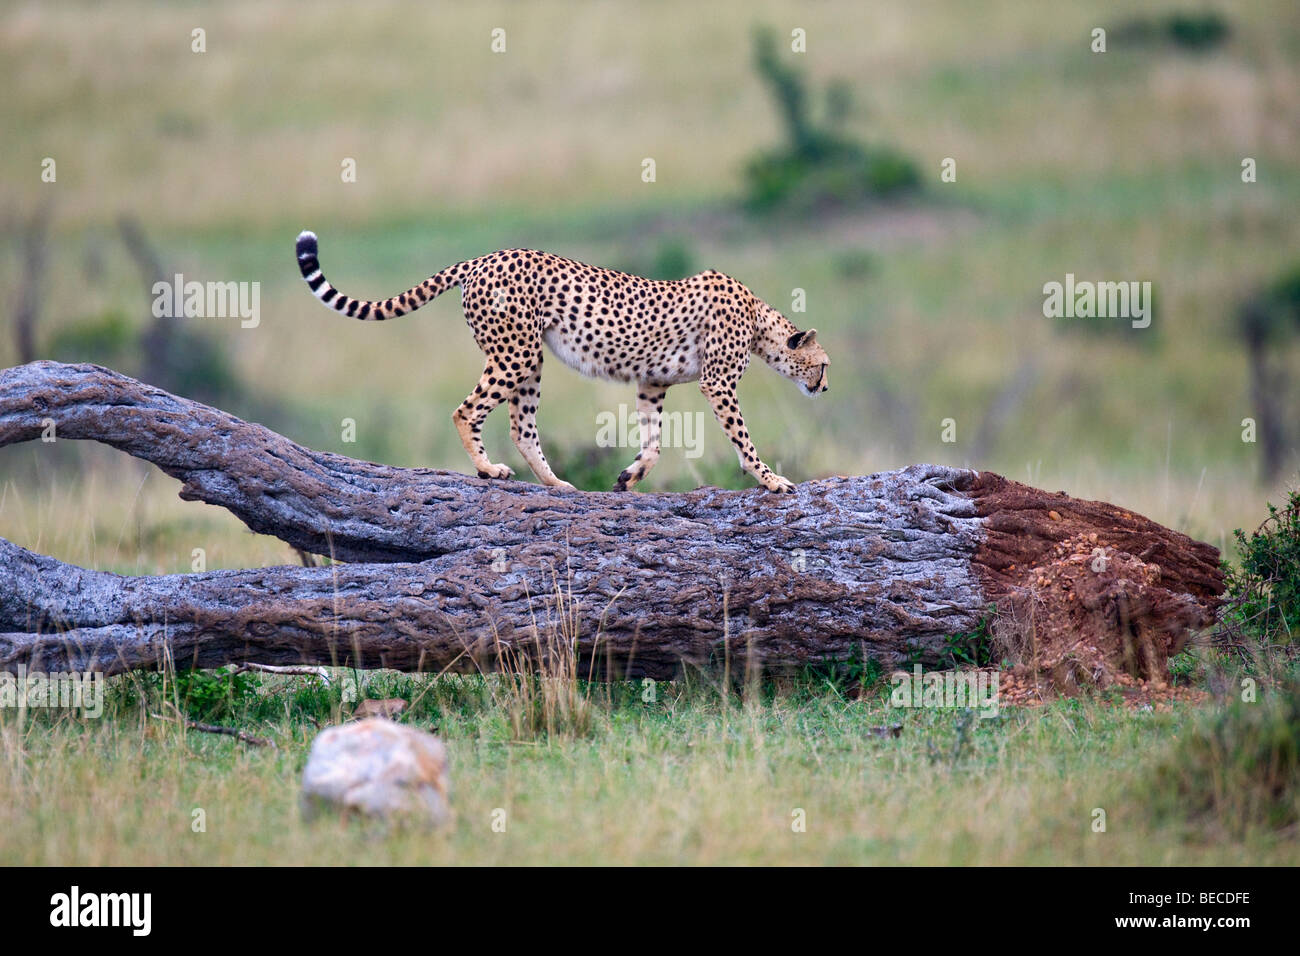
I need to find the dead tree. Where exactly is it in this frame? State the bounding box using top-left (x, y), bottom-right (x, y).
top-left (0, 362), bottom-right (1224, 681)
top-left (1239, 296), bottom-right (1292, 484)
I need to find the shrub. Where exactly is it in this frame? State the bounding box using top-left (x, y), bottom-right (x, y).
top-left (743, 26), bottom-right (919, 213)
top-left (1220, 491), bottom-right (1300, 647)
top-left (133, 667), bottom-right (263, 722)
top-left (1112, 11), bottom-right (1231, 52)
top-left (1165, 12), bottom-right (1231, 50)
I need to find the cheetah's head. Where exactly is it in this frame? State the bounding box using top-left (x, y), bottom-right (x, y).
top-left (781, 328), bottom-right (830, 397)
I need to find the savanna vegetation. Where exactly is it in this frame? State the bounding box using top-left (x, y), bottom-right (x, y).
top-left (1, 0), bottom-right (1298, 864)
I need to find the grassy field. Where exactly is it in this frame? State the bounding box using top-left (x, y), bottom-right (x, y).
top-left (2, 666), bottom-right (1297, 867)
top-left (1, 1), bottom-right (1299, 864)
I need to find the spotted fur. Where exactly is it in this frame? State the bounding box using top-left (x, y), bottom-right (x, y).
top-left (296, 231), bottom-right (830, 492)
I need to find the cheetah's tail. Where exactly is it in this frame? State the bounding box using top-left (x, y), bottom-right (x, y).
top-left (295, 231), bottom-right (468, 321)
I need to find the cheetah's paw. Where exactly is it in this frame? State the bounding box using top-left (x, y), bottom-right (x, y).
top-left (762, 474), bottom-right (796, 493)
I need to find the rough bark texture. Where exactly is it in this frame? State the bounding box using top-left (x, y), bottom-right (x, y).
top-left (0, 362), bottom-right (1225, 681)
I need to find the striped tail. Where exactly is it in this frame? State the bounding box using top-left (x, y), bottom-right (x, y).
top-left (295, 231), bottom-right (467, 321)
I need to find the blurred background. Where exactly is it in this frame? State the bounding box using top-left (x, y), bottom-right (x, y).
top-left (1, 0), bottom-right (1298, 574)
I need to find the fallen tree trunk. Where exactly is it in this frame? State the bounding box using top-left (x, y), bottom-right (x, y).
top-left (0, 362), bottom-right (1224, 681)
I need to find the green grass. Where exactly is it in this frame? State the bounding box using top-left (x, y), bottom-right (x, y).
top-left (2, 668), bottom-right (1297, 866)
top-left (1141, 687), bottom-right (1300, 836)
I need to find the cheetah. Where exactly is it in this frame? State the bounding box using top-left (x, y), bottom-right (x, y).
top-left (295, 232), bottom-right (830, 492)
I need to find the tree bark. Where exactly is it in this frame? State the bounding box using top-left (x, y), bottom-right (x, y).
top-left (0, 362), bottom-right (1225, 681)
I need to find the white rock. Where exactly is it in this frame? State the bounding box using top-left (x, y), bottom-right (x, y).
top-left (300, 718), bottom-right (450, 826)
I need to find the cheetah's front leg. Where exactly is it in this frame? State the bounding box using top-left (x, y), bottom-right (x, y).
top-left (613, 384), bottom-right (667, 491)
top-left (699, 380), bottom-right (795, 493)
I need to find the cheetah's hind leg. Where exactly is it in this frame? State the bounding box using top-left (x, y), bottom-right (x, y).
top-left (452, 360), bottom-right (515, 480)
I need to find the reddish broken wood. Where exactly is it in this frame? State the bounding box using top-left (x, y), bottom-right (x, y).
top-left (0, 362), bottom-right (1224, 682)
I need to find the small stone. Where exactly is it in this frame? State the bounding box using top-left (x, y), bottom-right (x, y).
top-left (301, 718), bottom-right (450, 826)
top-left (1048, 510), bottom-right (1062, 521)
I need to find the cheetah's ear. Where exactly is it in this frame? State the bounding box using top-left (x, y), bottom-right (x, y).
top-left (787, 328), bottom-right (818, 350)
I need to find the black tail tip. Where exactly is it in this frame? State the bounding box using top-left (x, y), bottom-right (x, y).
top-left (296, 230), bottom-right (318, 261)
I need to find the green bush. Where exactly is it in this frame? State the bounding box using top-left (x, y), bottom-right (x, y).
top-left (133, 667), bottom-right (263, 723)
top-left (744, 142), bottom-right (919, 214)
top-left (1112, 11), bottom-right (1231, 52)
top-left (744, 26), bottom-right (919, 213)
top-left (943, 616), bottom-right (996, 668)
top-left (1166, 12), bottom-right (1231, 50)
top-left (1221, 491), bottom-right (1300, 646)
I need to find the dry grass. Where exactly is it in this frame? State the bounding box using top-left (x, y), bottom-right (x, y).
top-left (3, 1), bottom-right (1299, 227)
top-left (486, 571), bottom-right (596, 741)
